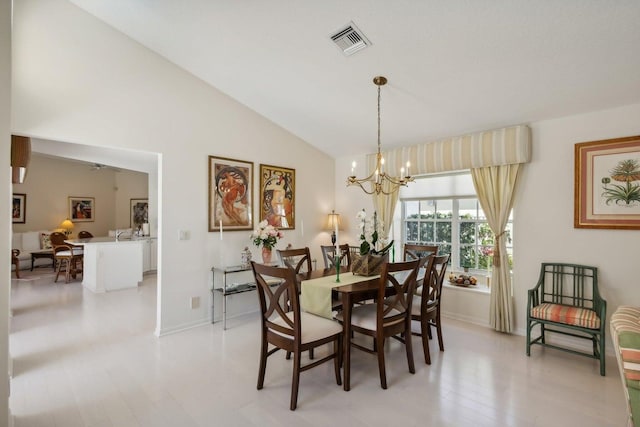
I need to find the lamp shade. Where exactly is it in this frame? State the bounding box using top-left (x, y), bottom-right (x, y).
top-left (60, 219), bottom-right (74, 231)
top-left (11, 135), bottom-right (31, 184)
top-left (326, 210), bottom-right (342, 230)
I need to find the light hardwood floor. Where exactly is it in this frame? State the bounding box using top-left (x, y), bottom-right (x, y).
top-left (9, 270), bottom-right (627, 427)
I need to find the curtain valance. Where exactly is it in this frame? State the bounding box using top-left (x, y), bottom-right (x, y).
top-left (367, 124), bottom-right (531, 176)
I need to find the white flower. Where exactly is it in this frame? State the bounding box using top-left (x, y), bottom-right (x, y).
top-left (355, 209), bottom-right (393, 256)
top-left (251, 220), bottom-right (283, 250)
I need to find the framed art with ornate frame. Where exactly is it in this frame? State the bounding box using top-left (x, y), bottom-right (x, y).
top-left (130, 198), bottom-right (148, 229)
top-left (12, 193), bottom-right (26, 224)
top-left (69, 197), bottom-right (95, 222)
top-left (259, 164), bottom-right (295, 229)
top-left (209, 155), bottom-right (253, 232)
top-left (575, 135), bottom-right (640, 229)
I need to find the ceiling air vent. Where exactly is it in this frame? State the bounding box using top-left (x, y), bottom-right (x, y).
top-left (330, 22), bottom-right (371, 56)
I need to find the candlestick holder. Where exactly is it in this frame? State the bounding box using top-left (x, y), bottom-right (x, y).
top-left (334, 253), bottom-right (343, 283)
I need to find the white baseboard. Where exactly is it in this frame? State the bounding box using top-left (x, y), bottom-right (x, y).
top-left (155, 318), bottom-right (210, 337)
top-left (442, 310), bottom-right (490, 328)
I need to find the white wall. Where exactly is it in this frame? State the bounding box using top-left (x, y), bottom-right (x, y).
top-left (1, 0), bottom-right (11, 423)
top-left (11, 0), bottom-right (335, 334)
top-left (337, 103), bottom-right (640, 338)
top-left (515, 103), bottom-right (640, 334)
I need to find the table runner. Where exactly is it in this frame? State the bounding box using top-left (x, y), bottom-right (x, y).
top-left (301, 272), bottom-right (380, 319)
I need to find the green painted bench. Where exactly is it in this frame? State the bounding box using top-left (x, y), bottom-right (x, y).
top-left (526, 263), bottom-right (606, 375)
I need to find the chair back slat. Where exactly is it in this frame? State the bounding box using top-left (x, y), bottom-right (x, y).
top-left (251, 262), bottom-right (300, 340)
top-left (277, 247), bottom-right (312, 274)
top-left (320, 244), bottom-right (351, 269)
top-left (378, 259), bottom-right (421, 328)
top-left (422, 254), bottom-right (450, 310)
top-left (404, 244), bottom-right (439, 261)
top-left (539, 263), bottom-right (598, 309)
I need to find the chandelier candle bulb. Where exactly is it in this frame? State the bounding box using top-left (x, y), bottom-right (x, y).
top-left (351, 161), bottom-right (356, 176)
top-left (406, 161), bottom-right (410, 177)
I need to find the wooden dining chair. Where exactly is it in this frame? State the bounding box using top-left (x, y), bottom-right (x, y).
top-left (404, 243), bottom-right (439, 288)
top-left (404, 243), bottom-right (439, 261)
top-left (277, 247), bottom-right (312, 274)
top-left (320, 244), bottom-right (351, 269)
top-left (337, 258), bottom-right (420, 389)
top-left (277, 246), bottom-right (319, 359)
top-left (251, 261), bottom-right (342, 410)
top-left (411, 253), bottom-right (450, 364)
top-left (11, 249), bottom-right (20, 279)
top-left (50, 232), bottom-right (83, 283)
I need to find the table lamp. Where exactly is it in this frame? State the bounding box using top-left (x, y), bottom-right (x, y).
top-left (60, 218), bottom-right (74, 237)
top-left (326, 210), bottom-right (342, 245)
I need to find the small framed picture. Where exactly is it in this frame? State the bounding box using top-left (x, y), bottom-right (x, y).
top-left (208, 155), bottom-right (253, 232)
top-left (575, 135), bottom-right (640, 229)
top-left (12, 193), bottom-right (26, 224)
top-left (69, 197), bottom-right (95, 222)
top-left (130, 198), bottom-right (149, 229)
top-left (259, 164), bottom-right (295, 229)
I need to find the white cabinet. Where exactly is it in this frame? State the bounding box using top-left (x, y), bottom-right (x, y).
top-left (141, 237), bottom-right (158, 272)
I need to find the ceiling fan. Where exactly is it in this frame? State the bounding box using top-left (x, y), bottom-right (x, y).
top-left (90, 163), bottom-right (121, 172)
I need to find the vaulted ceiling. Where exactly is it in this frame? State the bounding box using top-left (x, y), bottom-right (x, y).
top-left (68, 0), bottom-right (640, 158)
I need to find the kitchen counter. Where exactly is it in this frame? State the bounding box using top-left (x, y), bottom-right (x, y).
top-left (66, 237), bottom-right (144, 292)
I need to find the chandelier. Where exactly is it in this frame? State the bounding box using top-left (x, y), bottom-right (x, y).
top-left (347, 76), bottom-right (414, 195)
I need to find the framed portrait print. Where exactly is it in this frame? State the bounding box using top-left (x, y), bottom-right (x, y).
top-left (209, 156), bottom-right (253, 232)
top-left (575, 135), bottom-right (640, 229)
top-left (69, 197), bottom-right (95, 222)
top-left (259, 164), bottom-right (295, 229)
top-left (130, 198), bottom-right (149, 229)
top-left (12, 193), bottom-right (26, 224)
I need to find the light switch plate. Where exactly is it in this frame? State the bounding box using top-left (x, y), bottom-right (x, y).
top-left (179, 230), bottom-right (190, 240)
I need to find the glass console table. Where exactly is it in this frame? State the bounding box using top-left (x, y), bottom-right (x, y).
top-left (211, 265), bottom-right (255, 330)
top-left (211, 264), bottom-right (282, 330)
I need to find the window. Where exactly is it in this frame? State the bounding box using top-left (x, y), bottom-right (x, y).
top-left (400, 174), bottom-right (513, 271)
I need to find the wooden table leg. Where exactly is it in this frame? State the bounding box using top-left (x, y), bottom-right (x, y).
top-left (342, 292), bottom-right (353, 391)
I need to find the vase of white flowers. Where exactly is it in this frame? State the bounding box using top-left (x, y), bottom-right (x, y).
top-left (352, 209), bottom-right (393, 276)
top-left (250, 220), bottom-right (283, 264)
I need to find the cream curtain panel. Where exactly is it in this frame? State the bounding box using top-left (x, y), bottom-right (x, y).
top-left (471, 164), bottom-right (522, 333)
top-left (372, 184), bottom-right (399, 245)
top-left (365, 124), bottom-right (530, 332)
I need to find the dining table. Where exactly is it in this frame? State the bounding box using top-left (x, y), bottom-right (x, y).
top-left (297, 267), bottom-right (384, 391)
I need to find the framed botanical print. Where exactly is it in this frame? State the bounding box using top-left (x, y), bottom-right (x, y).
top-left (209, 155), bottom-right (253, 232)
top-left (12, 193), bottom-right (26, 224)
top-left (259, 164), bottom-right (295, 229)
top-left (575, 135), bottom-right (640, 229)
top-left (69, 197), bottom-right (95, 222)
top-left (130, 198), bottom-right (148, 229)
